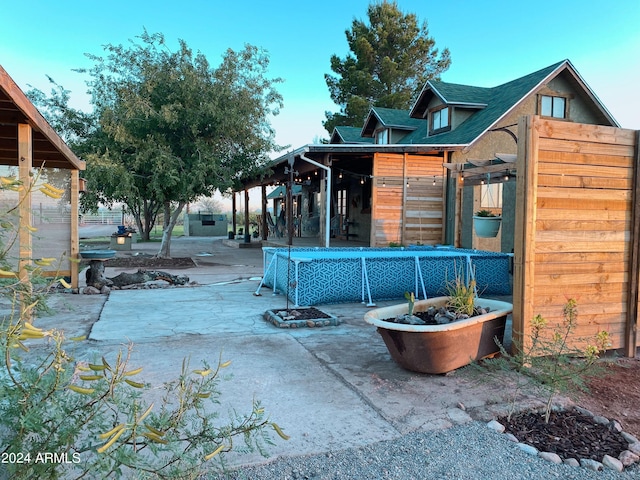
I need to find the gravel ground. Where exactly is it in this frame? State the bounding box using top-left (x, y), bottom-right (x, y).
top-left (208, 422), bottom-right (640, 480)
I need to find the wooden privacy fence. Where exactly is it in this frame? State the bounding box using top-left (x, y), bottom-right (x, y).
top-left (513, 115), bottom-right (640, 356)
top-left (372, 153), bottom-right (444, 246)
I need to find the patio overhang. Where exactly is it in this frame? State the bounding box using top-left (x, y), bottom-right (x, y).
top-left (0, 65), bottom-right (85, 171)
top-left (240, 143), bottom-right (464, 190)
top-left (444, 153), bottom-right (516, 187)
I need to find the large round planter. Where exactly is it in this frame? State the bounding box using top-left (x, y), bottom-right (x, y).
top-left (364, 296), bottom-right (513, 374)
top-left (473, 216), bottom-right (502, 238)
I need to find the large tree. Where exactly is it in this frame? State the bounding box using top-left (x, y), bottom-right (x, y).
top-left (78, 31), bottom-right (283, 257)
top-left (324, 1), bottom-right (451, 133)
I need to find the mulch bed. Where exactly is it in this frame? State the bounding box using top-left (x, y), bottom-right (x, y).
top-left (264, 307), bottom-right (340, 328)
top-left (276, 307), bottom-right (332, 320)
top-left (100, 257), bottom-right (196, 269)
top-left (499, 410), bottom-right (628, 461)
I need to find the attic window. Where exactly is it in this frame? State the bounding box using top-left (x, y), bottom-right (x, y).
top-left (430, 106), bottom-right (450, 135)
top-left (540, 95), bottom-right (566, 119)
top-left (375, 129), bottom-right (389, 144)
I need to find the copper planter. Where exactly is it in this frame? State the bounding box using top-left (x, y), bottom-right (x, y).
top-left (364, 297), bottom-right (512, 374)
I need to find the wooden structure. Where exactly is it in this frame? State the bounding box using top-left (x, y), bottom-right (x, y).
top-left (372, 153), bottom-right (445, 245)
top-left (0, 65), bottom-right (85, 287)
top-left (513, 115), bottom-right (639, 356)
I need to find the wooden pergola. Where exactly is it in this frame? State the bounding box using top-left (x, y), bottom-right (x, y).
top-left (0, 65), bottom-right (85, 287)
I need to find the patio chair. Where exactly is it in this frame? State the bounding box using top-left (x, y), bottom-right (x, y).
top-left (266, 212), bottom-right (281, 238)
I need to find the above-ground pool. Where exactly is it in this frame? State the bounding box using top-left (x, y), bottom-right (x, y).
top-left (256, 246), bottom-right (512, 306)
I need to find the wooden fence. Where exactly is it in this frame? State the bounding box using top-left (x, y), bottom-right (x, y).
top-left (513, 115), bottom-right (640, 356)
top-left (371, 153), bottom-right (444, 246)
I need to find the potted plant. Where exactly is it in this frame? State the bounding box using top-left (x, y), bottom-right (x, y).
top-left (473, 209), bottom-right (502, 238)
top-left (364, 275), bottom-right (512, 374)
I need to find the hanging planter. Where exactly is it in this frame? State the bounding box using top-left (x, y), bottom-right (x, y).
top-left (473, 210), bottom-right (502, 238)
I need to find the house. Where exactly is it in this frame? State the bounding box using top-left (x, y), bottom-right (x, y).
top-left (0, 65), bottom-right (86, 287)
top-left (239, 59), bottom-right (618, 251)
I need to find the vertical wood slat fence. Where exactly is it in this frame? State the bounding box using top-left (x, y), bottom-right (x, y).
top-left (513, 115), bottom-right (640, 356)
top-left (371, 153), bottom-right (444, 246)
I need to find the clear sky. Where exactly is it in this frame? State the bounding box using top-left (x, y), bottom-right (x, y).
top-left (1, 0), bottom-right (639, 156)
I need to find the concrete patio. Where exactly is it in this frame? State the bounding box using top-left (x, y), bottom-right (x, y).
top-left (30, 233), bottom-right (524, 470)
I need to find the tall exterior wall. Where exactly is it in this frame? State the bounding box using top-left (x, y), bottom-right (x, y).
top-left (371, 153), bottom-right (444, 246)
top-left (513, 115), bottom-right (639, 355)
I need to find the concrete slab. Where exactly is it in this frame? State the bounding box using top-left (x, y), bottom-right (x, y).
top-left (21, 237), bottom-right (521, 471)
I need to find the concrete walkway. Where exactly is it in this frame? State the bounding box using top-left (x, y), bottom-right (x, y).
top-left (37, 235), bottom-right (520, 469)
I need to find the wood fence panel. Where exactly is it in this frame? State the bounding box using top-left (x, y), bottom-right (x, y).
top-left (371, 153), bottom-right (444, 246)
top-left (513, 116), bottom-right (639, 355)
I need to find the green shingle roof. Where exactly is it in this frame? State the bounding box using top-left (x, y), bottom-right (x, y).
top-left (331, 126), bottom-right (374, 144)
top-left (403, 60), bottom-right (566, 145)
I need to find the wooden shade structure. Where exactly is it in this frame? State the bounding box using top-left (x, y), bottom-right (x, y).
top-left (0, 65), bottom-right (85, 287)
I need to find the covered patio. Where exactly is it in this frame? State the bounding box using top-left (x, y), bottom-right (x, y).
top-left (236, 144), bottom-right (454, 248)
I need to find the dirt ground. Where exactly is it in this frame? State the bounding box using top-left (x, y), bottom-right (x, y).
top-left (575, 357), bottom-right (640, 438)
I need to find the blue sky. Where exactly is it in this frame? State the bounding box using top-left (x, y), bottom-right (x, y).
top-left (1, 0), bottom-right (639, 154)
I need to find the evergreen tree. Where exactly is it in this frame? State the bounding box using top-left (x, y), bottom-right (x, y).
top-left (324, 1), bottom-right (451, 133)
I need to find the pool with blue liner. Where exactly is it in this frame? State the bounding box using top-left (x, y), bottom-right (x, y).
top-left (257, 246), bottom-right (512, 306)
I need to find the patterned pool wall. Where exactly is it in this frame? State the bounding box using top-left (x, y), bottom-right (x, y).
top-left (260, 246), bottom-right (512, 306)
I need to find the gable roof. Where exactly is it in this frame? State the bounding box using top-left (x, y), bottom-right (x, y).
top-left (361, 107), bottom-right (423, 137)
top-left (0, 65), bottom-right (84, 170)
top-left (330, 126), bottom-right (374, 144)
top-left (404, 59), bottom-right (618, 146)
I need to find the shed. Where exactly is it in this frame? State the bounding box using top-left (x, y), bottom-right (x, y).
top-left (0, 65), bottom-right (85, 288)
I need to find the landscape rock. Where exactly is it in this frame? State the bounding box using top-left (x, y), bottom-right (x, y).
top-left (563, 458), bottom-right (580, 467)
top-left (610, 420), bottom-right (623, 432)
top-left (592, 415), bottom-right (610, 426)
top-left (574, 406), bottom-right (594, 417)
top-left (517, 443), bottom-right (538, 456)
top-left (539, 451), bottom-right (562, 464)
top-left (618, 450), bottom-right (639, 466)
top-left (82, 286), bottom-right (101, 295)
top-left (580, 458), bottom-right (603, 471)
top-left (628, 441), bottom-right (640, 456)
top-left (486, 420), bottom-right (504, 433)
top-left (602, 454), bottom-right (623, 472)
top-left (504, 433), bottom-right (518, 443)
top-left (621, 431), bottom-right (639, 444)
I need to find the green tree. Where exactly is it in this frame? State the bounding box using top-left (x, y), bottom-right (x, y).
top-left (324, 0), bottom-right (451, 133)
top-left (78, 30), bottom-right (283, 256)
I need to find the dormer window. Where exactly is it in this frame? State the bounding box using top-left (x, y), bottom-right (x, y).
top-left (430, 106), bottom-right (450, 135)
top-left (375, 128), bottom-right (389, 144)
top-left (540, 95), bottom-right (566, 119)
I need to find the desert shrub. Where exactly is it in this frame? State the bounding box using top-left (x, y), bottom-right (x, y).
top-left (0, 175), bottom-right (287, 479)
top-left (481, 299), bottom-right (610, 423)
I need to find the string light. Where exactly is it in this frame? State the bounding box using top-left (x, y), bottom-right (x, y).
top-left (382, 178), bottom-right (386, 187)
top-left (433, 176), bottom-right (437, 186)
top-left (338, 172), bottom-right (343, 179)
top-left (360, 177), bottom-right (365, 185)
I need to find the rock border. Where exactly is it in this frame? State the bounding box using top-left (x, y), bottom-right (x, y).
top-left (263, 309), bottom-right (340, 328)
top-left (487, 406), bottom-right (639, 473)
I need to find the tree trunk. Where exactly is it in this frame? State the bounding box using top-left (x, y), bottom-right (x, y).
top-left (85, 260), bottom-right (112, 289)
top-left (108, 269), bottom-right (189, 287)
top-left (85, 263), bottom-right (189, 289)
top-left (156, 201), bottom-right (186, 258)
